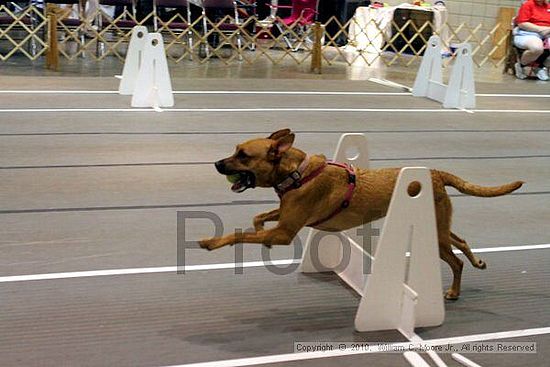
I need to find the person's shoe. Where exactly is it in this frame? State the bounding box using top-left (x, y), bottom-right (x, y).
top-left (535, 67), bottom-right (549, 81)
top-left (514, 62), bottom-right (527, 80)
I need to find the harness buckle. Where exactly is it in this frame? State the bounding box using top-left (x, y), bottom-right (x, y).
top-left (290, 171), bottom-right (302, 188)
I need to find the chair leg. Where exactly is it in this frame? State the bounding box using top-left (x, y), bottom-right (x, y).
top-left (276, 23), bottom-right (293, 50)
top-left (29, 33), bottom-right (38, 57)
top-left (202, 15), bottom-right (210, 58)
top-left (80, 32), bottom-right (86, 58)
top-left (290, 25), bottom-right (306, 52)
top-left (96, 15), bottom-right (104, 58)
top-left (188, 30), bottom-right (193, 61)
top-left (237, 31), bottom-right (243, 61)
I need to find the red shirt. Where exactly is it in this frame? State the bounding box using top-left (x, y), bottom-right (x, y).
top-left (516, 0), bottom-right (550, 27)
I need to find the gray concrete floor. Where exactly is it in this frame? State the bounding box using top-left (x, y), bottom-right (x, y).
top-left (0, 74), bottom-right (549, 367)
top-left (3, 52), bottom-right (549, 86)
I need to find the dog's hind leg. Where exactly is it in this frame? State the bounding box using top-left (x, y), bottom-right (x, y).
top-left (450, 232), bottom-right (487, 269)
top-left (440, 245), bottom-right (464, 300)
top-left (436, 196), bottom-right (464, 300)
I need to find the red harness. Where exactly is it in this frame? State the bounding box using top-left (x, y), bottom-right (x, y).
top-left (275, 161), bottom-right (356, 227)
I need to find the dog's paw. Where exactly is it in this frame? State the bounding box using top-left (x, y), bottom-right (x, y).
top-left (199, 238), bottom-right (220, 251)
top-left (444, 289), bottom-right (460, 301)
top-left (477, 260), bottom-right (487, 269)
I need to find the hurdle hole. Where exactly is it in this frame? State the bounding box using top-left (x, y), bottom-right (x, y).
top-left (345, 146), bottom-right (360, 161)
top-left (152, 39), bottom-right (159, 47)
top-left (407, 181), bottom-right (422, 198)
top-left (137, 31), bottom-right (144, 38)
top-left (462, 48), bottom-right (468, 55)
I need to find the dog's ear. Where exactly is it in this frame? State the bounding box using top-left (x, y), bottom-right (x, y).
top-left (273, 133), bottom-right (295, 156)
top-left (268, 128), bottom-right (291, 140)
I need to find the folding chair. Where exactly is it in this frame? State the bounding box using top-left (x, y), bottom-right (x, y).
top-left (153, 0), bottom-right (193, 59)
top-left (43, 0), bottom-right (86, 55)
top-left (0, 0), bottom-right (33, 24)
top-left (97, 0), bottom-right (136, 29)
top-left (43, 0), bottom-right (84, 27)
top-left (96, 0), bottom-right (137, 56)
top-left (0, 0), bottom-right (39, 56)
top-left (199, 0), bottom-right (250, 59)
top-left (269, 0), bottom-right (319, 51)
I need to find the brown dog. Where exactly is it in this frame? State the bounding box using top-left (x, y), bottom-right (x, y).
top-left (200, 129), bottom-right (523, 300)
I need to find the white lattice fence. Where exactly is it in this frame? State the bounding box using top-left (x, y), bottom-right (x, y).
top-left (0, 4), bottom-right (47, 61)
top-left (0, 7), bottom-right (512, 69)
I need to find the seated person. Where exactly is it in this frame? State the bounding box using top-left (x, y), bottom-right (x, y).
top-left (514, 0), bottom-right (550, 81)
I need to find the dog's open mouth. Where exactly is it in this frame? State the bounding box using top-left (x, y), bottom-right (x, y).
top-left (226, 171), bottom-right (256, 193)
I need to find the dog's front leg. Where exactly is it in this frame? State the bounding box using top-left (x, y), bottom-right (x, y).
top-left (200, 199), bottom-right (310, 251)
top-left (199, 226), bottom-right (294, 251)
top-left (253, 208), bottom-right (280, 231)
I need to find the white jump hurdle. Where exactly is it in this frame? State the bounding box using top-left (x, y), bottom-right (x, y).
top-left (299, 134), bottom-right (483, 367)
top-left (299, 134), bottom-right (460, 367)
top-left (412, 35), bottom-right (475, 109)
top-left (300, 133), bottom-right (444, 333)
top-left (118, 26), bottom-right (174, 110)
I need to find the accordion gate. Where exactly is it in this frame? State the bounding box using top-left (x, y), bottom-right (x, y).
top-left (1, 5), bottom-right (514, 70)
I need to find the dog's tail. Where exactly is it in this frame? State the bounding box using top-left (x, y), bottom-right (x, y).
top-left (438, 171), bottom-right (524, 197)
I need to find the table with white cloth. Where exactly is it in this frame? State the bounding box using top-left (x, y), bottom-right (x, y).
top-left (345, 3), bottom-right (448, 55)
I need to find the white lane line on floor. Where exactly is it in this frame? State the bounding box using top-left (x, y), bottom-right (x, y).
top-left (474, 109), bottom-right (550, 113)
top-left (0, 90), bottom-right (119, 94)
top-left (478, 93), bottom-right (550, 98)
top-left (0, 108), bottom-right (460, 113)
top-left (468, 243), bottom-right (550, 253)
top-left (0, 90), bottom-right (548, 98)
top-left (0, 90), bottom-right (408, 96)
top-left (0, 259), bottom-right (300, 283)
top-left (0, 243), bottom-right (548, 284)
top-left (162, 326), bottom-right (550, 367)
top-left (1, 108), bottom-right (550, 113)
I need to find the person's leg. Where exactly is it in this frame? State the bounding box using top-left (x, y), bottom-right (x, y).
top-left (514, 34), bottom-right (544, 65)
top-left (531, 48), bottom-right (550, 81)
top-left (538, 49), bottom-right (550, 81)
top-left (270, 0), bottom-right (278, 18)
top-left (543, 49), bottom-right (550, 68)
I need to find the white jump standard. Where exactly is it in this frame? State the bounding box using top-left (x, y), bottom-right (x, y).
top-left (118, 26), bottom-right (174, 110)
top-left (413, 35), bottom-right (476, 109)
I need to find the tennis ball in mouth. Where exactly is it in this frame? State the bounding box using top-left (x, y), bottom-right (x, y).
top-left (226, 174), bottom-right (240, 184)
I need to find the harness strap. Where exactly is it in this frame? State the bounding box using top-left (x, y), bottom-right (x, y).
top-left (274, 155), bottom-right (313, 194)
top-left (275, 159), bottom-right (356, 227)
top-left (307, 162), bottom-right (356, 227)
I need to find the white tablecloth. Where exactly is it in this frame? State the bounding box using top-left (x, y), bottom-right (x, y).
top-left (345, 3), bottom-right (448, 54)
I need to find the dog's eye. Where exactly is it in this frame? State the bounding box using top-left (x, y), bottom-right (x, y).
top-left (236, 150), bottom-right (249, 160)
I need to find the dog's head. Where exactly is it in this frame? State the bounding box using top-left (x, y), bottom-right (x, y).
top-left (215, 128), bottom-right (296, 193)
